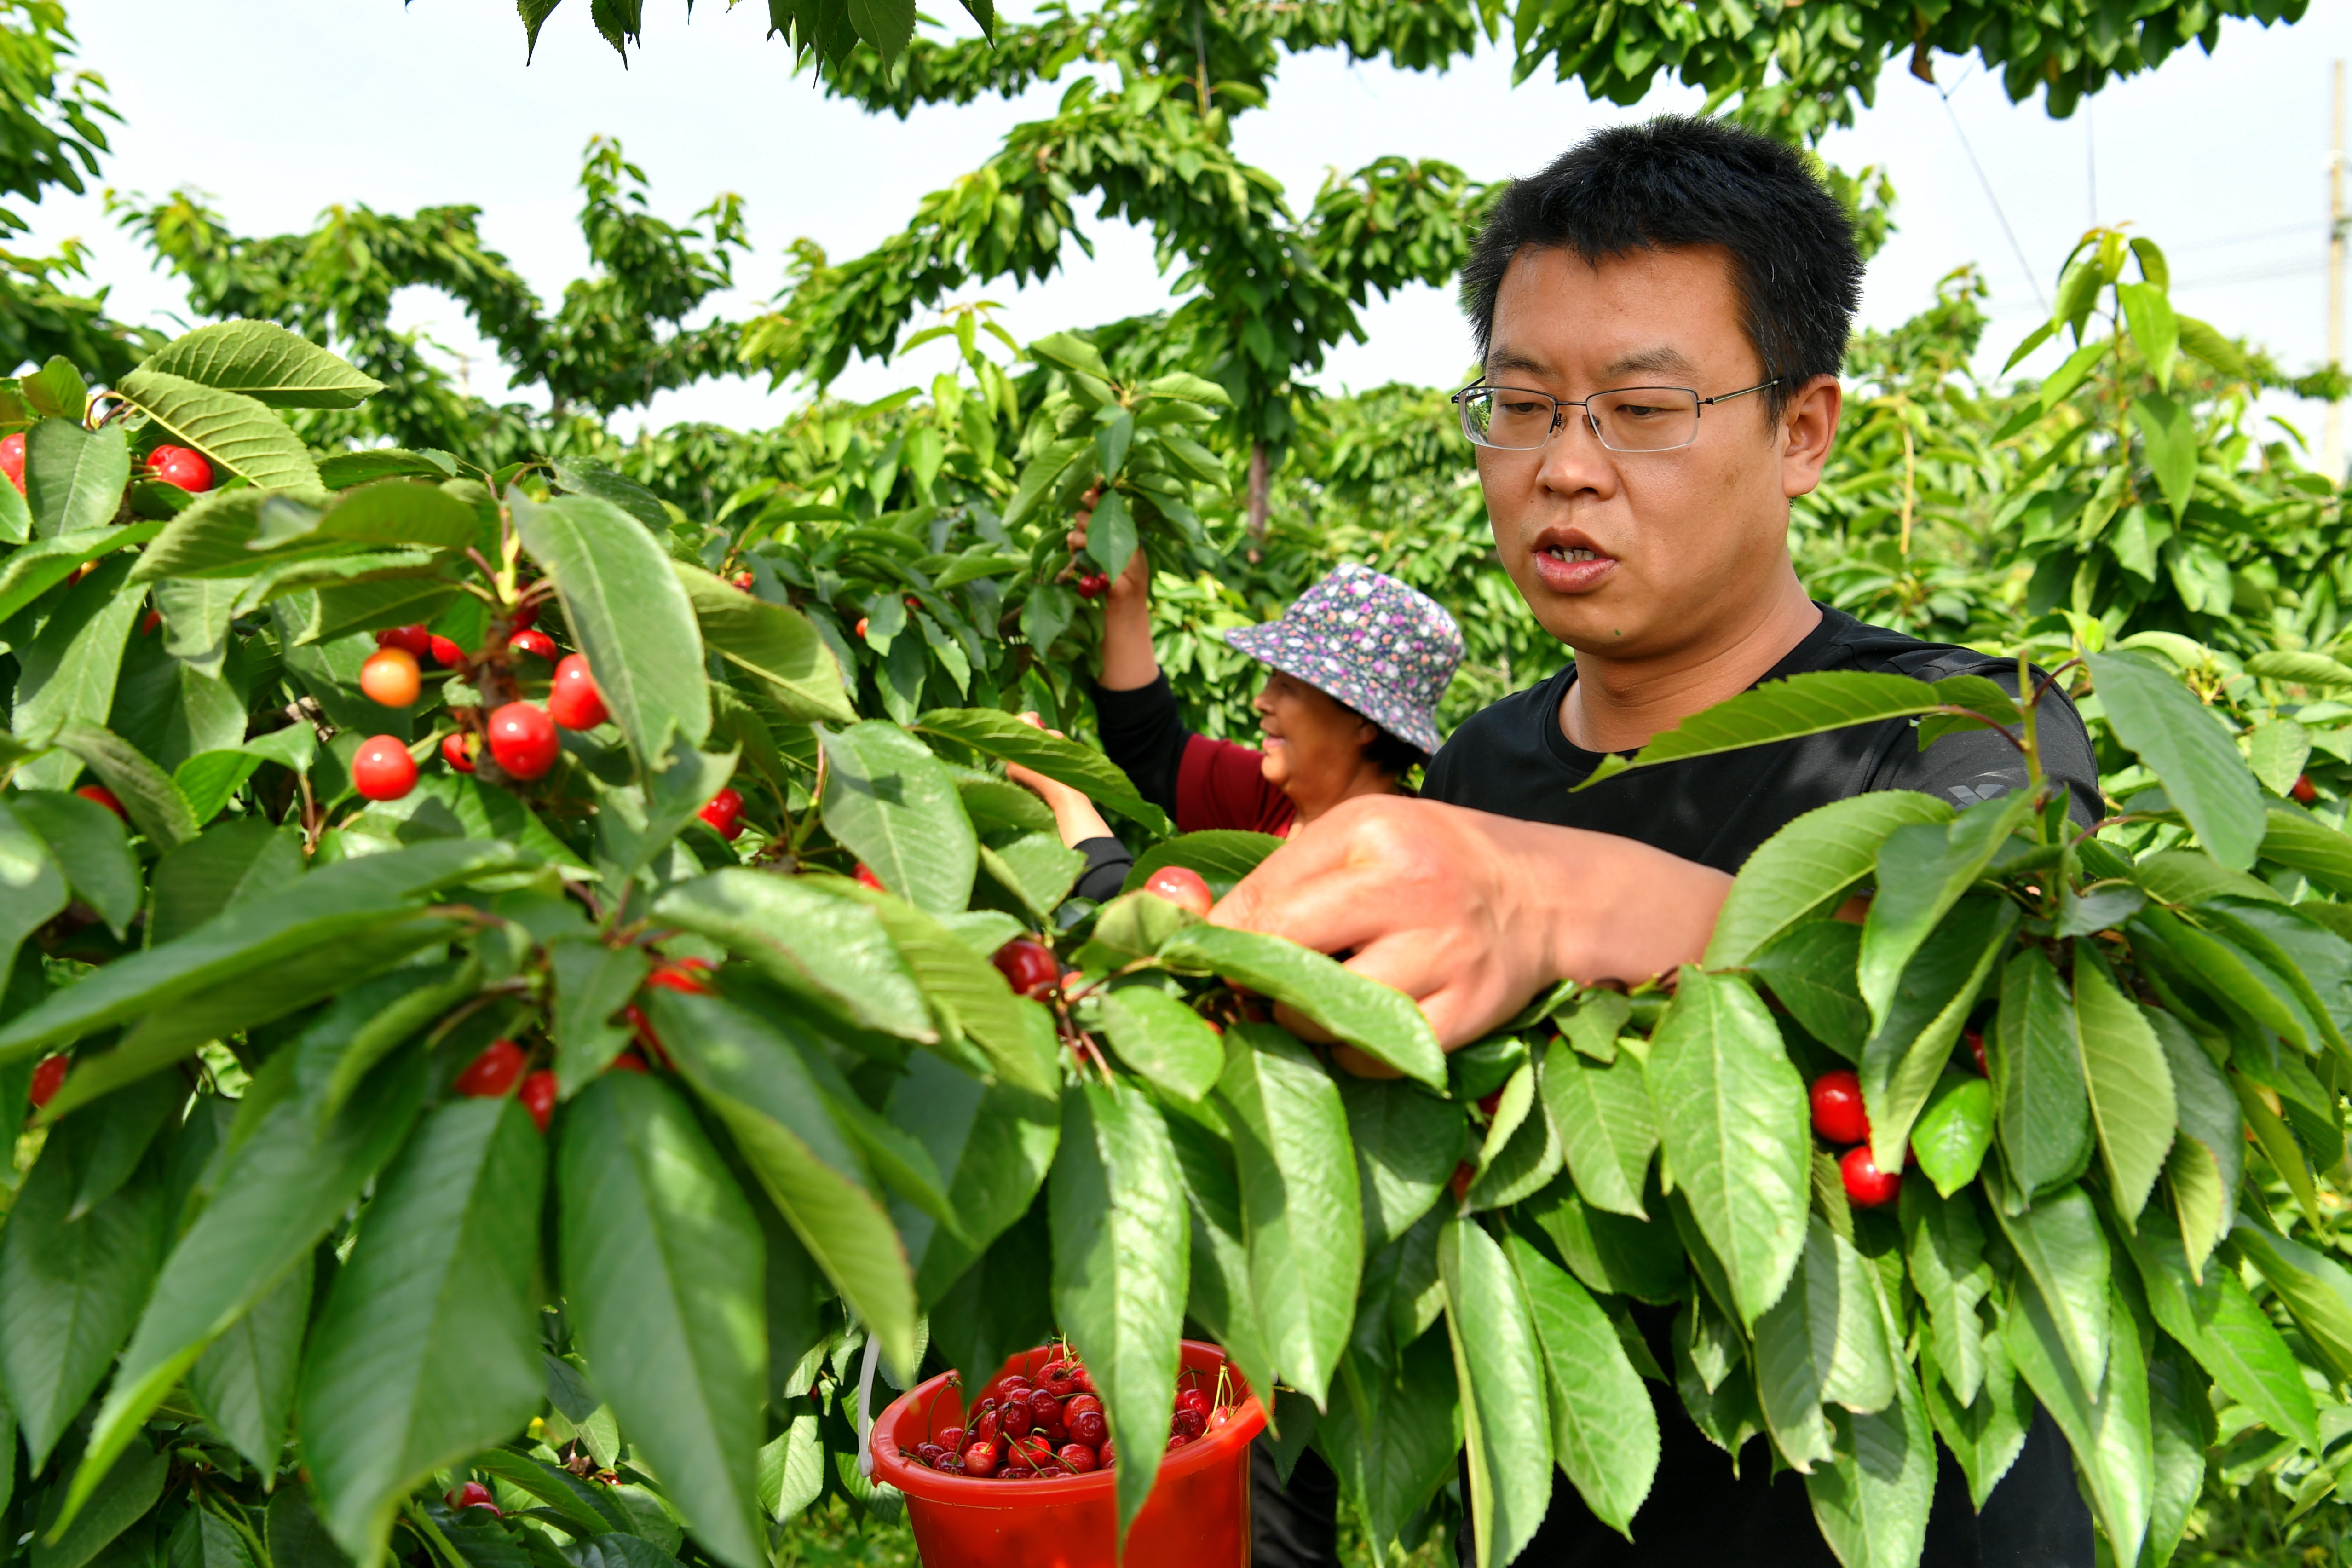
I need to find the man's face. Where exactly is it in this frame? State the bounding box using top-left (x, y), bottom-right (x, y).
top-left (1476, 243), bottom-right (1833, 658)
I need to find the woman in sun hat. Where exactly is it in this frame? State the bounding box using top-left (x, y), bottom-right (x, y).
top-left (1006, 540), bottom-right (1464, 899)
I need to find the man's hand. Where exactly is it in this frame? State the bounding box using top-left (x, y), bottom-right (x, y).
top-left (1210, 795), bottom-right (1733, 1052)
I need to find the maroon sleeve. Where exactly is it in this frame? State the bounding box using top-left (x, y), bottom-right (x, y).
top-left (1174, 734), bottom-right (1297, 836)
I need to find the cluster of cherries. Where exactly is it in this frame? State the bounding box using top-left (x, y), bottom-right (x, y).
top-left (906, 1356), bottom-right (1237, 1480)
top-left (1810, 1029), bottom-right (1984, 1209)
top-left (441, 958), bottom-right (713, 1132)
top-left (348, 614), bottom-right (609, 803)
top-left (0, 433), bottom-right (214, 496)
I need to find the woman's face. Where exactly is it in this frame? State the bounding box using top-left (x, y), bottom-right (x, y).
top-left (1254, 671), bottom-right (1376, 801)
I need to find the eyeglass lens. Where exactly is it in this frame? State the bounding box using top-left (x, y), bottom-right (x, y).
top-left (1460, 387), bottom-right (1701, 452)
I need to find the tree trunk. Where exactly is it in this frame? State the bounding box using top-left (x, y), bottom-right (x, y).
top-left (1246, 440), bottom-right (1270, 540)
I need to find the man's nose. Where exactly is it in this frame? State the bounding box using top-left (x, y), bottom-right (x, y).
top-left (1534, 409), bottom-right (1620, 498)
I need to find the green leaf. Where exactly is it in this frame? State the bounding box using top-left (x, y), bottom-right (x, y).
top-left (190, 1260), bottom-right (310, 1473)
top-left (513, 491), bottom-right (710, 772)
top-left (34, 1443), bottom-right (167, 1568)
top-left (2130, 392), bottom-right (2198, 521)
top-left (1990, 1183), bottom-right (2110, 1394)
top-left (0, 1115), bottom-right (167, 1470)
top-left (559, 1074), bottom-right (765, 1568)
top-left (2134, 847), bottom-right (2284, 906)
top-left (1856, 790), bottom-right (2029, 1027)
top-left (2245, 716), bottom-right (2312, 799)
top-left (2116, 281), bottom-right (2179, 389)
top-left (883, 1052), bottom-right (1058, 1304)
top-left (675, 564), bottom-right (853, 724)
top-left (114, 370), bottom-right (322, 491)
top-left (1156, 924), bottom-right (1446, 1090)
top-left (142, 322), bottom-right (383, 409)
top-left (1646, 968), bottom-right (1810, 1327)
top-left (1908, 1071), bottom-right (1993, 1197)
top-left (0, 803), bottom-right (67, 982)
top-left (306, 576), bottom-right (459, 646)
top-left (1096, 984), bottom-right (1223, 1102)
top-left (2118, 1213), bottom-right (2315, 1453)
top-left (652, 870), bottom-right (933, 1042)
top-left (299, 1099), bottom-right (544, 1562)
top-left (1542, 1049), bottom-right (1658, 1219)
top-left (2072, 952), bottom-right (2177, 1224)
top-left (2038, 338), bottom-right (2112, 410)
top-left (1503, 1232), bottom-right (1656, 1538)
top-left (1216, 1024), bottom-right (1362, 1409)
top-left (855, 889), bottom-right (1057, 1091)
top-left (654, 989), bottom-right (918, 1380)
top-left (2231, 1213), bottom-right (2352, 1385)
top-left (1521, 1178), bottom-right (1687, 1305)
top-left (1337, 1075), bottom-right (1464, 1252)
top-left (998, 436), bottom-right (1090, 530)
top-left (1921, 1331), bottom-right (2031, 1511)
top-left (1901, 1180), bottom-right (1990, 1408)
top-left (919, 706), bottom-right (1174, 836)
top-left (2245, 649), bottom-right (2352, 687)
top-left (546, 939), bottom-right (647, 1095)
top-left (63, 1055), bottom-right (426, 1534)
top-left (2260, 807), bottom-right (2352, 894)
top-left (2085, 651), bottom-right (2265, 870)
top-left (1747, 921), bottom-right (1870, 1059)
top-left (20, 357), bottom-right (86, 420)
top-left (1162, 1107), bottom-right (1276, 1410)
top-left (1441, 1216), bottom-right (1552, 1568)
top-left (0, 523), bottom-right (160, 621)
top-left (23, 420), bottom-right (128, 539)
top-left (12, 555), bottom-right (148, 790)
top-left (1994, 950), bottom-right (2088, 1194)
top-left (1465, 1058), bottom-right (1561, 1212)
top-left (1752, 1217), bottom-right (1896, 1472)
top-left (2004, 1274), bottom-right (2152, 1567)
top-left (1706, 791), bottom-right (1951, 968)
top-left (1860, 894), bottom-right (2016, 1171)
top-left (1087, 488), bottom-right (1137, 579)
top-left (819, 722), bottom-right (976, 916)
top-left (1319, 1334), bottom-right (1462, 1562)
top-left (259, 480), bottom-right (477, 553)
top-left (1051, 1078), bottom-right (1188, 1545)
top-left (2142, 1341), bottom-right (2211, 1568)
top-left (1801, 1351), bottom-right (1935, 1568)
top-left (1578, 672), bottom-right (1948, 790)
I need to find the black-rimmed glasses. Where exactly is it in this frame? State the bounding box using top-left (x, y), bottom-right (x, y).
top-left (1451, 379), bottom-right (1780, 453)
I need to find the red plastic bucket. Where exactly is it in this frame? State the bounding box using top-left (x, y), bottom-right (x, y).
top-left (869, 1340), bottom-right (1268, 1567)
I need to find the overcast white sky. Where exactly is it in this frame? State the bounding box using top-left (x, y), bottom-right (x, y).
top-left (21, 0), bottom-right (2350, 450)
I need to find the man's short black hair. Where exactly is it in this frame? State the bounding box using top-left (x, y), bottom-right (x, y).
top-left (1362, 725), bottom-right (1427, 778)
top-left (1459, 115), bottom-right (1863, 419)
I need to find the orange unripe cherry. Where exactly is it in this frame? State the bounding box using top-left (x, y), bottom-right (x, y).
top-left (360, 646), bottom-right (422, 708)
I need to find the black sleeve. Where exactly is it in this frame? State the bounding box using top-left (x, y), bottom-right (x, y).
top-left (1090, 673), bottom-right (1192, 818)
top-left (1071, 836), bottom-right (1134, 904)
top-left (1873, 664), bottom-right (2103, 827)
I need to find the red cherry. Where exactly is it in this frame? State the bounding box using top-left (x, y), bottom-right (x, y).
top-left (1840, 1145), bottom-right (1901, 1208)
top-left (1068, 1409), bottom-right (1107, 1447)
top-left (644, 961), bottom-right (712, 996)
top-left (376, 624), bottom-right (432, 658)
top-left (1065, 1393), bottom-right (1101, 1418)
top-left (442, 732), bottom-right (478, 773)
top-left (2293, 774), bottom-right (2319, 805)
top-left (485, 702), bottom-right (559, 780)
top-left (428, 634), bottom-right (463, 669)
top-left (1208, 1407), bottom-right (1236, 1429)
top-left (360, 646), bottom-right (422, 708)
top-left (938, 1426), bottom-right (966, 1451)
top-left (973, 1409), bottom-right (1000, 1446)
top-left (963, 1443), bottom-right (999, 1478)
top-left (1966, 1029), bottom-right (1987, 1077)
top-left (0, 431), bottom-right (23, 493)
top-left (1098, 1440), bottom-right (1116, 1468)
top-left (519, 1070), bottom-right (557, 1132)
top-left (1077, 574), bottom-right (1110, 600)
top-left (1166, 1435), bottom-right (1190, 1452)
top-left (1476, 1090), bottom-right (1503, 1119)
top-left (1001, 1400), bottom-right (1034, 1438)
top-left (698, 787), bottom-right (745, 841)
top-left (548, 653), bottom-right (608, 730)
top-left (510, 600), bottom-right (540, 631)
top-left (75, 784), bottom-right (126, 821)
top-left (1143, 865), bottom-right (1213, 917)
top-left (140, 609), bottom-right (162, 636)
top-left (509, 628), bottom-right (559, 661)
top-left (1057, 1443), bottom-right (1097, 1473)
top-left (1176, 1388), bottom-right (1210, 1418)
top-left (1809, 1069), bottom-right (1869, 1147)
top-left (149, 445), bottom-right (213, 493)
top-left (455, 1038), bottom-right (527, 1098)
top-left (732, 571), bottom-right (755, 591)
top-left (29, 1055), bottom-right (67, 1109)
top-left (607, 1052), bottom-right (650, 1074)
top-left (352, 736), bottom-right (419, 801)
top-left (1448, 1159), bottom-right (1475, 1202)
top-left (855, 617), bottom-right (870, 639)
top-left (855, 864), bottom-right (886, 893)
top-left (992, 937), bottom-right (1059, 999)
top-left (444, 1482), bottom-right (499, 1515)
top-left (621, 1003), bottom-right (675, 1069)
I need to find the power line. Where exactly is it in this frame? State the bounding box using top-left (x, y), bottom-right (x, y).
top-left (1935, 80), bottom-right (2051, 316)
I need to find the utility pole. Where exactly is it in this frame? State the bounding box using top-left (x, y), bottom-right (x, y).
top-left (2328, 59), bottom-right (2345, 480)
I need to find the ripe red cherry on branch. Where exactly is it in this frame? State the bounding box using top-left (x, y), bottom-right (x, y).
top-left (992, 937), bottom-right (1059, 999)
top-left (352, 736), bottom-right (418, 801)
top-left (0, 431), bottom-right (23, 493)
top-left (455, 1038), bottom-right (528, 1099)
top-left (855, 864), bottom-right (886, 893)
top-left (442, 732), bottom-right (478, 773)
top-left (732, 571), bottom-right (755, 592)
top-left (645, 959), bottom-right (712, 996)
top-left (445, 1482), bottom-right (499, 1515)
top-left (509, 628), bottom-right (559, 662)
top-left (486, 702), bottom-right (559, 780)
top-left (698, 787), bottom-right (745, 841)
top-left (607, 1052), bottom-right (651, 1074)
top-left (1840, 1145), bottom-right (1901, 1208)
top-left (519, 1070), bottom-right (558, 1132)
top-left (1144, 865), bottom-right (1214, 917)
top-left (1965, 1029), bottom-right (1988, 1076)
top-left (377, 624), bottom-right (432, 658)
top-left (1809, 1069), bottom-right (1869, 1147)
top-left (29, 1055), bottom-right (67, 1109)
top-left (428, 634), bottom-right (462, 669)
top-left (548, 654), bottom-right (608, 730)
top-left (359, 646), bottom-right (421, 708)
top-left (2294, 774), bottom-right (2319, 805)
top-left (855, 617), bottom-right (870, 639)
top-left (148, 445), bottom-right (213, 493)
top-left (75, 784), bottom-right (126, 821)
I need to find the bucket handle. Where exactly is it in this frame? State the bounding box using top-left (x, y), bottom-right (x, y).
top-left (855, 1331), bottom-right (882, 1480)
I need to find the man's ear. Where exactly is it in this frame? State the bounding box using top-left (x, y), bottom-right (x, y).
top-left (1778, 373), bottom-right (1843, 499)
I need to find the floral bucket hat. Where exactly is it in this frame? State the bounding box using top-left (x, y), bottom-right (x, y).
top-left (1223, 563), bottom-right (1464, 758)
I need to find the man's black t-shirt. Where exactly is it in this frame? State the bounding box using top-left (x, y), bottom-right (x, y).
top-left (1421, 605), bottom-right (2101, 1568)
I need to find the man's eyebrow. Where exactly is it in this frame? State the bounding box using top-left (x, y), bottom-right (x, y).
top-left (1601, 345), bottom-right (1700, 380)
top-left (1482, 348), bottom-right (1553, 380)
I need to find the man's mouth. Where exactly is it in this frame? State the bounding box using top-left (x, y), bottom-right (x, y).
top-left (1531, 538), bottom-right (1616, 592)
top-left (1544, 545), bottom-right (1602, 564)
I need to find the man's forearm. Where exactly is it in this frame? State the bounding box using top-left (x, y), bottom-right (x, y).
top-left (1096, 596), bottom-right (1159, 691)
top-left (1534, 826), bottom-right (1734, 991)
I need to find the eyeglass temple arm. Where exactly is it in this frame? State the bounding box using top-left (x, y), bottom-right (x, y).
top-left (1697, 378), bottom-right (1780, 408)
